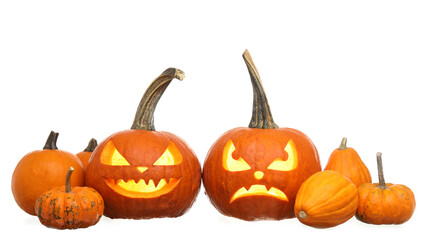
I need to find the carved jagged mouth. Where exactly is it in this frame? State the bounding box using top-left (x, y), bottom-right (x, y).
top-left (230, 185), bottom-right (288, 203)
top-left (104, 178), bottom-right (181, 198)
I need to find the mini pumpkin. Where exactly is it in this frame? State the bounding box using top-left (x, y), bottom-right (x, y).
top-left (294, 170), bottom-right (358, 228)
top-left (76, 138), bottom-right (98, 170)
top-left (12, 131), bottom-right (85, 215)
top-left (324, 137), bottom-right (371, 188)
top-left (85, 68), bottom-right (201, 219)
top-left (356, 152), bottom-right (416, 224)
top-left (203, 50), bottom-right (322, 221)
top-left (35, 167), bottom-right (104, 229)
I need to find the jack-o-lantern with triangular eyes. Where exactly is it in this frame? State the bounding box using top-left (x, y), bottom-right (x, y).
top-left (203, 50), bottom-right (322, 221)
top-left (85, 68), bottom-right (201, 219)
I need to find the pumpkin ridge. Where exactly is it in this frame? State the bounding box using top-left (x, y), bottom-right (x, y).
top-left (307, 183), bottom-right (357, 214)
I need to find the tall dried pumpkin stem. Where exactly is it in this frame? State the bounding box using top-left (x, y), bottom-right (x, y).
top-left (338, 137), bottom-right (348, 150)
top-left (43, 131), bottom-right (59, 150)
top-left (243, 50), bottom-right (278, 129)
top-left (131, 68), bottom-right (185, 131)
top-left (65, 167), bottom-right (74, 193)
top-left (376, 152), bottom-right (387, 190)
top-left (84, 138), bottom-right (98, 152)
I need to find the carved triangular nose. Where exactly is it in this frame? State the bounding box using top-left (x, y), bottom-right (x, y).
top-left (137, 167), bottom-right (148, 173)
top-left (254, 171), bottom-right (264, 180)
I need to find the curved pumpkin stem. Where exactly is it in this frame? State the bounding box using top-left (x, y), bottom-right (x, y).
top-left (131, 68), bottom-right (185, 131)
top-left (43, 131), bottom-right (59, 150)
top-left (243, 50), bottom-right (278, 129)
top-left (376, 152), bottom-right (387, 190)
top-left (338, 137), bottom-right (348, 150)
top-left (84, 138), bottom-right (98, 152)
top-left (65, 167), bottom-right (74, 193)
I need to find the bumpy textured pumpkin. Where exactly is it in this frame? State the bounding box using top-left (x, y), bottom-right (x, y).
top-left (12, 131), bottom-right (84, 215)
top-left (85, 68), bottom-right (201, 219)
top-left (324, 137), bottom-right (371, 188)
top-left (294, 170), bottom-right (358, 228)
top-left (35, 167), bottom-right (104, 229)
top-left (356, 153), bottom-right (415, 224)
top-left (76, 138), bottom-right (98, 170)
top-left (203, 50), bottom-right (321, 221)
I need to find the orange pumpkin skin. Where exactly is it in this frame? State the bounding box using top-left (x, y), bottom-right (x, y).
top-left (356, 153), bottom-right (415, 224)
top-left (86, 130), bottom-right (201, 219)
top-left (11, 132), bottom-right (84, 216)
top-left (35, 168), bottom-right (104, 229)
top-left (76, 152), bottom-right (91, 170)
top-left (294, 170), bottom-right (358, 228)
top-left (203, 127), bottom-right (321, 221)
top-left (325, 138), bottom-right (371, 188)
top-left (76, 138), bottom-right (98, 170)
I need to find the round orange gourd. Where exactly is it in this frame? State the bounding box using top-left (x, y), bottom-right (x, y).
top-left (324, 137), bottom-right (371, 188)
top-left (76, 138), bottom-right (98, 170)
top-left (203, 50), bottom-right (321, 221)
top-left (11, 131), bottom-right (85, 215)
top-left (85, 68), bottom-right (201, 219)
top-left (35, 167), bottom-right (104, 229)
top-left (356, 153), bottom-right (415, 224)
top-left (294, 170), bottom-right (358, 228)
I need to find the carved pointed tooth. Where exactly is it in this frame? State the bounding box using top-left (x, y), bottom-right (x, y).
top-left (140, 179), bottom-right (147, 186)
top-left (157, 179), bottom-right (167, 189)
top-left (147, 179), bottom-right (155, 188)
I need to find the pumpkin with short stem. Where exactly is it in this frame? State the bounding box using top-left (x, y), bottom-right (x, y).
top-left (203, 50), bottom-right (322, 221)
top-left (11, 131), bottom-right (85, 215)
top-left (76, 138), bottom-right (98, 170)
top-left (85, 68), bottom-right (201, 219)
top-left (356, 152), bottom-right (416, 224)
top-left (35, 167), bottom-right (104, 229)
top-left (294, 170), bottom-right (358, 228)
top-left (324, 137), bottom-right (371, 188)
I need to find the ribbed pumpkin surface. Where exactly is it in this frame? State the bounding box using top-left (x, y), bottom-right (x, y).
top-left (294, 170), bottom-right (358, 228)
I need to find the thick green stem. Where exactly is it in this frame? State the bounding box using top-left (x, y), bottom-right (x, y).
top-left (376, 152), bottom-right (387, 190)
top-left (243, 50), bottom-right (278, 129)
top-left (65, 167), bottom-right (74, 193)
top-left (84, 138), bottom-right (98, 152)
top-left (131, 68), bottom-right (185, 131)
top-left (43, 131), bottom-right (59, 150)
top-left (338, 137), bottom-right (348, 150)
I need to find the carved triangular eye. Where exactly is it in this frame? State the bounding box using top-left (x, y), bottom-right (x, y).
top-left (267, 139), bottom-right (298, 171)
top-left (101, 141), bottom-right (131, 166)
top-left (222, 140), bottom-right (251, 172)
top-left (153, 142), bottom-right (183, 166)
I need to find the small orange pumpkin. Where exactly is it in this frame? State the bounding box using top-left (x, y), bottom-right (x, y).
top-left (356, 153), bottom-right (416, 224)
top-left (76, 138), bottom-right (98, 170)
top-left (324, 137), bottom-right (371, 188)
top-left (35, 167), bottom-right (104, 229)
top-left (12, 131), bottom-right (85, 215)
top-left (294, 170), bottom-right (358, 228)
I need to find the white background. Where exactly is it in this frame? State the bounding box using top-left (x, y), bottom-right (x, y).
top-left (1, 0), bottom-right (426, 239)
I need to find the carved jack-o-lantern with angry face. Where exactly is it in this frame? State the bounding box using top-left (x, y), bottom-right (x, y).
top-left (203, 51), bottom-right (321, 221)
top-left (86, 68), bottom-right (201, 219)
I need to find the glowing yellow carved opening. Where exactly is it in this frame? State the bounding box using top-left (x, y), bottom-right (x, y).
top-left (105, 178), bottom-right (181, 198)
top-left (267, 139), bottom-right (298, 171)
top-left (101, 141), bottom-right (130, 166)
top-left (153, 142), bottom-right (183, 165)
top-left (254, 171), bottom-right (264, 179)
top-left (223, 140), bottom-right (251, 171)
top-left (230, 184), bottom-right (288, 203)
top-left (136, 167), bottom-right (148, 173)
